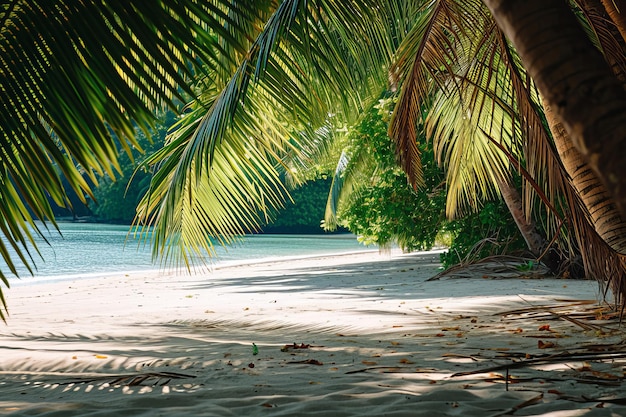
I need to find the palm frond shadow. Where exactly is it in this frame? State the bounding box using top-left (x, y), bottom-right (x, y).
top-left (41, 371), bottom-right (195, 388)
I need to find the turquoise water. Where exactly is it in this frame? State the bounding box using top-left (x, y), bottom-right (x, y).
top-left (6, 222), bottom-right (374, 285)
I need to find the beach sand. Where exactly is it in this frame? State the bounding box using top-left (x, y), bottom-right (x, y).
top-left (1, 250), bottom-right (625, 416)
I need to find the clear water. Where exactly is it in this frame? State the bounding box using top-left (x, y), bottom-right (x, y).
top-left (5, 222), bottom-right (374, 285)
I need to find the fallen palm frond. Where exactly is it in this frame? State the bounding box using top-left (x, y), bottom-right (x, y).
top-left (345, 366), bottom-right (438, 375)
top-left (451, 349), bottom-right (626, 378)
top-left (427, 254), bottom-right (553, 281)
top-left (500, 297), bottom-right (621, 333)
top-left (41, 371), bottom-right (196, 387)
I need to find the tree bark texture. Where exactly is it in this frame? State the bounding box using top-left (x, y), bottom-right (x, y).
top-left (578, 0), bottom-right (626, 83)
top-left (483, 0), bottom-right (626, 223)
top-left (496, 176), bottom-right (545, 255)
top-left (496, 176), bottom-right (562, 273)
top-left (601, 0), bottom-right (626, 42)
top-left (544, 104), bottom-right (626, 254)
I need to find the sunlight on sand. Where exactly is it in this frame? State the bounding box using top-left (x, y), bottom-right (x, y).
top-left (0, 250), bottom-right (624, 416)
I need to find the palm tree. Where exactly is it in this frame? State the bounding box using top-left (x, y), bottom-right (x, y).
top-left (0, 0), bottom-right (405, 319)
top-left (133, 1), bottom-right (406, 264)
top-left (483, 0), bottom-right (626, 220)
top-left (0, 0), bottom-right (300, 319)
top-left (4, 0), bottom-right (626, 321)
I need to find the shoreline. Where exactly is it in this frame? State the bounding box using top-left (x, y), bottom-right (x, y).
top-left (6, 232), bottom-right (382, 288)
top-left (1, 250), bottom-right (624, 416)
top-left (8, 247), bottom-right (390, 289)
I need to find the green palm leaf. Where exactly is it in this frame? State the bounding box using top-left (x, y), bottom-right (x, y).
top-left (0, 0), bottom-right (223, 320)
top-left (134, 0), bottom-right (404, 267)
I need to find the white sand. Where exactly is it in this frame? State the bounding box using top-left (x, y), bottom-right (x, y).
top-left (0, 250), bottom-right (625, 416)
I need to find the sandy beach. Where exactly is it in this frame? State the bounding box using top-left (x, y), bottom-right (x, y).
top-left (1, 250), bottom-right (625, 416)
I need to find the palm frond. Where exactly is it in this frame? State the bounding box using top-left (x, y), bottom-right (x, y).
top-left (0, 0), bottom-right (224, 320)
top-left (574, 0), bottom-right (626, 82)
top-left (135, 0), bottom-right (401, 267)
top-left (389, 0), bottom-right (458, 187)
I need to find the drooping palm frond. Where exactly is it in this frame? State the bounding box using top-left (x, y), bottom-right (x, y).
top-left (390, 1), bottom-right (520, 216)
top-left (0, 0), bottom-right (228, 320)
top-left (134, 0), bottom-right (403, 267)
top-left (323, 141), bottom-right (383, 231)
top-left (389, 0), bottom-right (462, 188)
top-left (573, 0), bottom-right (626, 82)
top-left (387, 0), bottom-right (626, 301)
top-left (324, 151), bottom-right (352, 230)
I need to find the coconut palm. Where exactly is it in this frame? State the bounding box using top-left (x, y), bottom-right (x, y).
top-left (0, 1), bottom-right (238, 319)
top-left (4, 0), bottom-right (626, 321)
top-left (387, 0), bottom-right (626, 293)
top-left (484, 0), bottom-right (626, 220)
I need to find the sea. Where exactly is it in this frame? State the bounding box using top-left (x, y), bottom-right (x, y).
top-left (4, 222), bottom-right (375, 286)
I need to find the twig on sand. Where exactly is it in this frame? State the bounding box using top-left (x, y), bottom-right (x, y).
top-left (345, 366), bottom-right (437, 375)
top-left (554, 394), bottom-right (626, 405)
top-left (515, 296), bottom-right (608, 332)
top-left (451, 350), bottom-right (626, 377)
top-left (55, 371), bottom-right (196, 386)
top-left (286, 359), bottom-right (323, 365)
top-left (488, 394), bottom-right (543, 417)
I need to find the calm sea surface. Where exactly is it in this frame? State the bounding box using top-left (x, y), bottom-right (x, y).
top-left (6, 222), bottom-right (374, 286)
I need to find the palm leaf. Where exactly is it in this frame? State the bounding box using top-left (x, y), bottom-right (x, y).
top-left (0, 0), bottom-right (225, 320)
top-left (134, 0), bottom-right (404, 267)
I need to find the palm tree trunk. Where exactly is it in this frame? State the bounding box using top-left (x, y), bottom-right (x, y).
top-left (483, 0), bottom-right (626, 222)
top-left (578, 0), bottom-right (626, 82)
top-left (544, 103), bottom-right (626, 254)
top-left (496, 177), bottom-right (543, 254)
top-left (496, 176), bottom-right (561, 273)
top-left (601, 0), bottom-right (626, 42)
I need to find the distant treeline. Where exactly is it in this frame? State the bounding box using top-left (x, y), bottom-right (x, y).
top-left (50, 176), bottom-right (336, 234)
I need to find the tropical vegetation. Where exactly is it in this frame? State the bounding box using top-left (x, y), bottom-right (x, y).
top-left (2, 0), bottom-right (626, 322)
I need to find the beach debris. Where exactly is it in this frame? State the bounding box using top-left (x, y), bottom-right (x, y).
top-left (248, 363), bottom-right (255, 368)
top-left (501, 298), bottom-right (620, 333)
top-left (538, 340), bottom-right (555, 349)
top-left (427, 255), bottom-right (553, 281)
top-left (56, 371), bottom-right (196, 387)
top-left (548, 393), bottom-right (626, 405)
top-left (252, 343), bottom-right (259, 355)
top-left (345, 366), bottom-right (438, 375)
top-left (452, 349), bottom-right (626, 379)
top-left (286, 359), bottom-right (323, 365)
top-left (442, 326), bottom-right (460, 331)
top-left (281, 342), bottom-right (310, 352)
top-left (442, 353), bottom-right (480, 361)
top-left (490, 394), bottom-right (544, 417)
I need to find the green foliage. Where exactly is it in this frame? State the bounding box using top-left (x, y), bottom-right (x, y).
top-left (339, 171), bottom-right (446, 251)
top-left (335, 99), bottom-right (526, 263)
top-left (336, 102), bottom-right (448, 251)
top-left (264, 177), bottom-right (334, 233)
top-left (439, 200), bottom-right (527, 268)
top-left (91, 113), bottom-right (175, 223)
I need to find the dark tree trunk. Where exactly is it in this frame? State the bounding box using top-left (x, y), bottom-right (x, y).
top-left (496, 176), bottom-right (561, 273)
top-left (483, 0), bottom-right (626, 223)
top-left (544, 103), bottom-right (626, 254)
top-left (601, 0), bottom-right (626, 42)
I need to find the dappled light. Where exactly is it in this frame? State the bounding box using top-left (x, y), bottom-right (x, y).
top-left (1, 251), bottom-right (625, 416)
